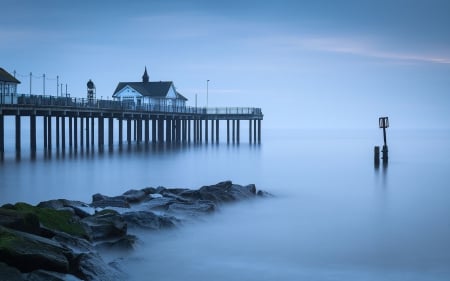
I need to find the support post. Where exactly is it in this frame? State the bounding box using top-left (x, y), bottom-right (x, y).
top-left (86, 117), bottom-right (90, 149)
top-left (0, 114), bottom-right (4, 159)
top-left (16, 115), bottom-right (21, 154)
top-left (199, 119), bottom-right (202, 143)
top-left (205, 118), bottom-right (208, 143)
top-left (74, 117), bottom-right (78, 149)
top-left (43, 116), bottom-right (48, 150)
top-left (249, 120), bottom-right (252, 144)
top-left (227, 120), bottom-right (230, 144)
top-left (98, 116), bottom-right (104, 149)
top-left (81, 117), bottom-right (84, 148)
top-left (69, 117), bottom-right (73, 147)
top-left (211, 119), bottom-right (214, 143)
top-left (258, 119), bottom-right (261, 144)
top-left (30, 115), bottom-right (36, 153)
top-left (118, 118), bottom-right (123, 146)
top-left (158, 117), bottom-right (164, 143)
top-left (61, 116), bottom-right (65, 150)
top-left (254, 119), bottom-right (257, 143)
top-left (109, 117), bottom-right (114, 148)
top-left (91, 117), bottom-right (94, 147)
top-left (56, 116), bottom-right (60, 149)
top-left (237, 120), bottom-right (240, 143)
top-left (216, 119), bottom-right (219, 143)
top-left (152, 118), bottom-right (157, 143)
top-left (145, 117), bottom-right (150, 143)
top-left (137, 118), bottom-right (142, 143)
top-left (166, 118), bottom-right (171, 143)
top-left (188, 119), bottom-right (191, 143)
top-left (232, 120), bottom-right (235, 143)
top-left (127, 119), bottom-right (132, 144)
top-left (48, 116), bottom-right (52, 150)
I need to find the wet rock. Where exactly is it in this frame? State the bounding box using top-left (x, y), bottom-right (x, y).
top-left (0, 262), bottom-right (25, 281)
top-left (0, 226), bottom-right (70, 273)
top-left (96, 234), bottom-right (137, 251)
top-left (51, 230), bottom-right (95, 254)
top-left (257, 190), bottom-right (274, 197)
top-left (37, 200), bottom-right (92, 219)
top-left (141, 187), bottom-right (157, 195)
top-left (26, 270), bottom-right (82, 281)
top-left (122, 189), bottom-right (147, 203)
top-left (167, 200), bottom-right (216, 216)
top-left (122, 211), bottom-right (177, 230)
top-left (229, 184), bottom-right (257, 200)
top-left (0, 208), bottom-right (41, 235)
top-left (90, 194), bottom-right (130, 209)
top-left (74, 252), bottom-right (125, 281)
top-left (143, 196), bottom-right (177, 211)
top-left (81, 210), bottom-right (127, 242)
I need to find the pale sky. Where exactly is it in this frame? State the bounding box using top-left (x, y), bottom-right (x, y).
top-left (2, 0), bottom-right (450, 129)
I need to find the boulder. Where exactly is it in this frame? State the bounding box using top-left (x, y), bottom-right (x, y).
top-left (95, 234), bottom-right (137, 251)
top-left (74, 252), bottom-right (125, 281)
top-left (0, 226), bottom-right (70, 273)
top-left (122, 211), bottom-right (177, 230)
top-left (51, 230), bottom-right (95, 254)
top-left (122, 189), bottom-right (147, 203)
top-left (229, 184), bottom-right (257, 200)
top-left (143, 196), bottom-right (177, 211)
top-left (37, 200), bottom-right (92, 218)
top-left (257, 190), bottom-right (274, 197)
top-left (81, 210), bottom-right (127, 242)
top-left (26, 270), bottom-right (82, 281)
top-left (91, 194), bottom-right (130, 209)
top-left (141, 186), bottom-right (157, 195)
top-left (0, 262), bottom-right (25, 281)
top-left (0, 208), bottom-right (41, 235)
top-left (167, 200), bottom-right (216, 216)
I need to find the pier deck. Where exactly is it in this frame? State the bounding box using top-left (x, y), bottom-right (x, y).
top-left (0, 95), bottom-right (263, 158)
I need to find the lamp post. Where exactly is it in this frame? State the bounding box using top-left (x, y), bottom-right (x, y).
top-left (206, 79), bottom-right (210, 108)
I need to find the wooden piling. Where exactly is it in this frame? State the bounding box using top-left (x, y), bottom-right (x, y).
top-left (15, 115), bottom-right (21, 153)
top-left (145, 118), bottom-right (150, 143)
top-left (109, 117), bottom-right (114, 147)
top-left (216, 119), bottom-right (219, 143)
top-left (61, 116), bottom-right (65, 150)
top-left (47, 116), bottom-right (52, 150)
top-left (0, 114), bottom-right (4, 158)
top-left (118, 118), bottom-right (123, 146)
top-left (74, 117), bottom-right (78, 149)
top-left (152, 118), bottom-right (157, 143)
top-left (69, 117), bottom-right (73, 147)
top-left (90, 117), bottom-right (94, 147)
top-left (56, 117), bottom-right (60, 149)
top-left (127, 119), bottom-right (132, 144)
top-left (85, 117), bottom-right (90, 149)
top-left (30, 115), bottom-right (36, 153)
top-left (374, 146), bottom-right (380, 166)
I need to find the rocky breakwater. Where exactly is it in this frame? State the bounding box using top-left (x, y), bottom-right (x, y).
top-left (0, 181), bottom-right (271, 281)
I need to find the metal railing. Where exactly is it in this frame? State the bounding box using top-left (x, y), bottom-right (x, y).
top-left (0, 94), bottom-right (263, 116)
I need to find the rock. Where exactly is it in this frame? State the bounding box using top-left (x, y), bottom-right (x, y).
top-left (26, 270), bottom-right (82, 281)
top-left (180, 181), bottom-right (236, 203)
top-left (0, 226), bottom-right (70, 273)
top-left (122, 189), bottom-right (147, 203)
top-left (81, 210), bottom-right (127, 242)
top-left (0, 262), bottom-right (25, 281)
top-left (167, 200), bottom-right (216, 216)
top-left (229, 184), bottom-right (257, 200)
top-left (143, 196), bottom-right (177, 211)
top-left (91, 194), bottom-right (130, 209)
top-left (37, 200), bottom-right (92, 218)
top-left (51, 230), bottom-right (95, 254)
top-left (122, 211), bottom-right (177, 230)
top-left (95, 234), bottom-right (137, 251)
top-left (74, 252), bottom-right (125, 281)
top-left (0, 208), bottom-right (41, 235)
top-left (257, 190), bottom-right (274, 197)
top-left (140, 187), bottom-right (157, 195)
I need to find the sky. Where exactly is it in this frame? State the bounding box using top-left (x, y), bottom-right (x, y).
top-left (1, 0), bottom-right (450, 129)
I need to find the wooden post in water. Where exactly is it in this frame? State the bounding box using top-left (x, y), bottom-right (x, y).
top-left (379, 117), bottom-right (389, 163)
top-left (30, 115), bottom-right (36, 153)
top-left (90, 117), bottom-right (95, 147)
top-left (61, 116), bottom-right (66, 151)
top-left (85, 117), bottom-right (90, 149)
top-left (118, 118), bottom-right (123, 146)
top-left (127, 119), bottom-right (132, 144)
top-left (258, 119), bottom-right (261, 144)
top-left (74, 117), bottom-right (78, 150)
top-left (374, 146), bottom-right (380, 167)
top-left (109, 117), bottom-right (114, 148)
top-left (15, 115), bottom-right (21, 154)
top-left (152, 118), bottom-right (157, 143)
top-left (0, 114), bottom-right (4, 159)
top-left (47, 116), bottom-right (52, 150)
top-left (145, 117), bottom-right (150, 144)
top-left (237, 120), bottom-right (240, 144)
top-left (216, 119), bottom-right (219, 143)
top-left (69, 117), bottom-right (73, 148)
top-left (249, 120), bottom-right (252, 144)
top-left (56, 116), bottom-right (60, 149)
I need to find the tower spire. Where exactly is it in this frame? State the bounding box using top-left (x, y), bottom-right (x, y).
top-left (142, 66), bottom-right (149, 83)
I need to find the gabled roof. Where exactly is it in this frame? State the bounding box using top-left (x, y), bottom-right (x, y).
top-left (113, 81), bottom-right (187, 100)
top-left (0, 68), bottom-right (21, 83)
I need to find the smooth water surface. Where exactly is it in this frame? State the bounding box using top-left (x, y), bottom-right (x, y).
top-left (1, 129), bottom-right (450, 280)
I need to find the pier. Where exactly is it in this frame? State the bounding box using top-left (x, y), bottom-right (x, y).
top-left (0, 95), bottom-right (263, 159)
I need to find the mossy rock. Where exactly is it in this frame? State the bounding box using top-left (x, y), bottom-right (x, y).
top-left (1, 203), bottom-right (87, 238)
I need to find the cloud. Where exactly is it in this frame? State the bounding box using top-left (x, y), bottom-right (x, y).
top-left (291, 36), bottom-right (450, 65)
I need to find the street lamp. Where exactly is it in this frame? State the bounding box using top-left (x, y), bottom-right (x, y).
top-left (206, 79), bottom-right (210, 108)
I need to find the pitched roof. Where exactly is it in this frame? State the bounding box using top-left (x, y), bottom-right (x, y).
top-left (0, 68), bottom-right (21, 83)
top-left (113, 81), bottom-right (188, 100)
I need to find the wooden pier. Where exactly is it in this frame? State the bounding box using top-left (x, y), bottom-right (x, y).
top-left (0, 95), bottom-right (263, 158)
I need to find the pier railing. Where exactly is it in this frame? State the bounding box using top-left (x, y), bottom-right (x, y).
top-left (0, 94), bottom-right (262, 117)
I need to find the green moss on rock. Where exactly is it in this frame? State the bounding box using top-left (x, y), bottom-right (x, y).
top-left (3, 203), bottom-right (87, 238)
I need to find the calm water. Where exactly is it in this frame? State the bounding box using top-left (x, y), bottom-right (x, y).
top-left (1, 128), bottom-right (450, 281)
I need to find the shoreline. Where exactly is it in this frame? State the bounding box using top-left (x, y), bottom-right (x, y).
top-left (0, 181), bottom-right (271, 281)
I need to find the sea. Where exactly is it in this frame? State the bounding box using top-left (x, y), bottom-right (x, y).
top-left (1, 121), bottom-right (450, 281)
